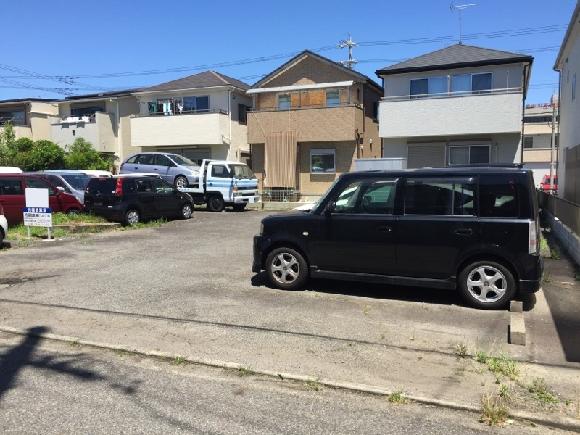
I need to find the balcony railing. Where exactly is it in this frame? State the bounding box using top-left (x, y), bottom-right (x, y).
top-left (135, 108), bottom-right (228, 118)
top-left (250, 102), bottom-right (360, 113)
top-left (381, 87), bottom-right (523, 102)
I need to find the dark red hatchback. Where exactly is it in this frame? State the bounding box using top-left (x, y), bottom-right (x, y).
top-left (0, 174), bottom-right (83, 224)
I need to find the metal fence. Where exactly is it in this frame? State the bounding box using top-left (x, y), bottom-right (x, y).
top-left (539, 191), bottom-right (580, 236)
top-left (260, 188), bottom-right (301, 202)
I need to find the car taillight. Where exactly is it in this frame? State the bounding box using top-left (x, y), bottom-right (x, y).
top-left (529, 220), bottom-right (538, 255)
top-left (115, 178), bottom-right (123, 196)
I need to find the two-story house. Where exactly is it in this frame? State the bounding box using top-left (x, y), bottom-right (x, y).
top-left (377, 44), bottom-right (533, 169)
top-left (52, 89), bottom-right (140, 165)
top-left (0, 98), bottom-right (58, 141)
top-left (554, 1), bottom-right (580, 203)
top-left (130, 71), bottom-right (251, 164)
top-left (522, 103), bottom-right (559, 187)
top-left (247, 50), bottom-right (382, 198)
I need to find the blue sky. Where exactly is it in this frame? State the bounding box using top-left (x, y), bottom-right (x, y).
top-left (1, 0), bottom-right (576, 103)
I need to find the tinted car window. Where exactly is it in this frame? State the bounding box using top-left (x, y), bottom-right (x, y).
top-left (135, 179), bottom-right (153, 192)
top-left (87, 178), bottom-right (116, 194)
top-left (155, 154), bottom-right (173, 167)
top-left (479, 176), bottom-right (519, 218)
top-left (404, 178), bottom-right (475, 216)
top-left (26, 177), bottom-right (56, 195)
top-left (0, 178), bottom-right (23, 195)
top-left (61, 174), bottom-right (91, 190)
top-left (150, 177), bottom-right (174, 194)
top-left (125, 155), bottom-right (139, 164)
top-left (46, 175), bottom-right (70, 191)
top-left (137, 154), bottom-right (155, 165)
top-left (333, 181), bottom-right (363, 213)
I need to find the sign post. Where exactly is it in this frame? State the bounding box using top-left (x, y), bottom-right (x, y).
top-left (23, 188), bottom-right (53, 240)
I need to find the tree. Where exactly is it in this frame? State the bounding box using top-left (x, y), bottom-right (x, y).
top-left (9, 137), bottom-right (34, 169)
top-left (28, 140), bottom-right (66, 171)
top-left (0, 121), bottom-right (15, 165)
top-left (64, 138), bottom-right (109, 170)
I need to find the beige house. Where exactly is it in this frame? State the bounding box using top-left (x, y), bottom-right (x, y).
top-left (52, 89), bottom-right (140, 167)
top-left (554, 1), bottom-right (580, 203)
top-left (522, 103), bottom-right (559, 187)
top-left (247, 50), bottom-right (382, 198)
top-left (0, 98), bottom-right (58, 141)
top-left (377, 44), bottom-right (533, 168)
top-left (130, 71), bottom-right (251, 164)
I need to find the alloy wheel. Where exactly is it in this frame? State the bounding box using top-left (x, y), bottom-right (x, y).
top-left (175, 176), bottom-right (188, 189)
top-left (466, 265), bottom-right (507, 303)
top-left (182, 204), bottom-right (192, 219)
top-left (271, 252), bottom-right (300, 284)
top-left (126, 210), bottom-right (139, 225)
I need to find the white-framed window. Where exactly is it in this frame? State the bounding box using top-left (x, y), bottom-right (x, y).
top-left (326, 89), bottom-right (340, 107)
top-left (278, 94), bottom-right (291, 110)
top-left (310, 149), bottom-right (336, 173)
top-left (448, 144), bottom-right (491, 166)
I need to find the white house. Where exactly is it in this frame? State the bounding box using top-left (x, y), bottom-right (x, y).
top-left (130, 71), bottom-right (251, 164)
top-left (376, 44), bottom-right (533, 168)
top-left (554, 1), bottom-right (580, 203)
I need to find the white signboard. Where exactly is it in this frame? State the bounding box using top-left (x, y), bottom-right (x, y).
top-left (23, 208), bottom-right (53, 228)
top-left (25, 188), bottom-right (49, 208)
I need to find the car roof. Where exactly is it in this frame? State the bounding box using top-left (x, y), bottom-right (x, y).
top-left (341, 166), bottom-right (531, 180)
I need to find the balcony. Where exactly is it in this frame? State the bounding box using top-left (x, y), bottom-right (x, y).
top-left (131, 110), bottom-right (229, 147)
top-left (379, 88), bottom-right (524, 138)
top-left (523, 147), bottom-right (558, 163)
top-left (51, 112), bottom-right (115, 153)
top-left (247, 104), bottom-right (361, 144)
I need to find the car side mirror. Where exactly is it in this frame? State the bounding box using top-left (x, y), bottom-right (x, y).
top-left (324, 201), bottom-right (336, 216)
top-left (56, 186), bottom-right (65, 192)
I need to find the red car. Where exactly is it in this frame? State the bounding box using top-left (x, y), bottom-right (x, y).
top-left (539, 174), bottom-right (558, 193)
top-left (0, 173), bottom-right (83, 225)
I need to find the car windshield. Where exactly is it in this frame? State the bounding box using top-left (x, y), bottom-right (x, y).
top-left (231, 165), bottom-right (255, 179)
top-left (169, 154), bottom-right (198, 167)
top-left (61, 174), bottom-right (91, 190)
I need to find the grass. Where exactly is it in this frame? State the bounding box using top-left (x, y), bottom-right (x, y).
top-left (498, 384), bottom-right (511, 401)
top-left (528, 378), bottom-right (559, 405)
top-left (119, 218), bottom-right (167, 231)
top-left (474, 352), bottom-right (519, 381)
top-left (171, 356), bottom-right (187, 366)
top-left (480, 393), bottom-right (509, 426)
top-left (6, 212), bottom-right (109, 241)
top-left (304, 380), bottom-right (322, 391)
top-left (388, 390), bottom-right (409, 404)
top-left (454, 343), bottom-right (468, 359)
top-left (540, 233), bottom-right (561, 260)
top-left (236, 367), bottom-right (256, 377)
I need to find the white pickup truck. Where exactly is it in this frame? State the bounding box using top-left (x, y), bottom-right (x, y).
top-left (178, 159), bottom-right (259, 212)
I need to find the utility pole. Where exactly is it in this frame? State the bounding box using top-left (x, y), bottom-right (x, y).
top-left (550, 95), bottom-right (558, 194)
top-left (339, 34), bottom-right (358, 69)
top-left (450, 2), bottom-right (477, 43)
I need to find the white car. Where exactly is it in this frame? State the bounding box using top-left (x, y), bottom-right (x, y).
top-left (0, 203), bottom-right (7, 246)
top-left (0, 166), bottom-right (22, 174)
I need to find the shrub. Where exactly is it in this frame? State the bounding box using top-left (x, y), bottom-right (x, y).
top-left (65, 138), bottom-right (109, 170)
top-left (28, 140), bottom-right (65, 171)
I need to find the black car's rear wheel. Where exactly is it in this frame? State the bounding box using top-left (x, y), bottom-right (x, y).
top-left (124, 209), bottom-right (140, 226)
top-left (459, 261), bottom-right (516, 309)
top-left (266, 247), bottom-right (308, 290)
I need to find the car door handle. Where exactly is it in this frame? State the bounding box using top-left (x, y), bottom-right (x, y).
top-left (454, 228), bottom-right (473, 236)
top-left (377, 225), bottom-right (393, 233)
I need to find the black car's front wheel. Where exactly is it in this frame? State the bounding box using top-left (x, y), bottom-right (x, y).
top-left (265, 247), bottom-right (308, 290)
top-left (458, 261), bottom-right (516, 309)
top-left (124, 209), bottom-right (140, 226)
top-left (181, 203), bottom-right (193, 219)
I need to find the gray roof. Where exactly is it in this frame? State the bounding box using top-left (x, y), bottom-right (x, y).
top-left (140, 71), bottom-right (249, 93)
top-left (376, 43), bottom-right (533, 75)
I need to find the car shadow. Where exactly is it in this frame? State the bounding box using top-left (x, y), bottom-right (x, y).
top-left (251, 271), bottom-right (473, 309)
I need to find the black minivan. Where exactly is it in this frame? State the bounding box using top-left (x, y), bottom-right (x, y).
top-left (85, 175), bottom-right (194, 225)
top-left (253, 167), bottom-right (542, 309)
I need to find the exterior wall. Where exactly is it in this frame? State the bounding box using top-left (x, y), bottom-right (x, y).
top-left (51, 112), bottom-right (115, 153)
top-left (557, 18), bottom-right (580, 202)
top-left (228, 90), bottom-right (251, 161)
top-left (524, 162), bottom-right (551, 187)
top-left (382, 64), bottom-right (525, 98)
top-left (117, 96), bottom-right (141, 163)
top-left (0, 101), bottom-right (57, 141)
top-left (383, 133), bottom-right (521, 168)
top-left (298, 141), bottom-right (355, 195)
top-left (379, 92), bottom-right (524, 138)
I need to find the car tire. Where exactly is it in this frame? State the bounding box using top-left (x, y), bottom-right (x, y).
top-left (458, 260), bottom-right (516, 309)
top-left (0, 229), bottom-right (4, 247)
top-left (181, 203), bottom-right (193, 220)
top-left (124, 209), bottom-right (140, 226)
top-left (265, 247), bottom-right (308, 290)
top-left (207, 195), bottom-right (225, 212)
top-left (174, 176), bottom-right (188, 189)
top-left (233, 203), bottom-right (246, 212)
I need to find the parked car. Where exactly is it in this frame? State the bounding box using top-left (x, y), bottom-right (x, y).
top-left (32, 172), bottom-right (91, 204)
top-left (0, 202), bottom-right (7, 245)
top-left (539, 174), bottom-right (558, 193)
top-left (120, 152), bottom-right (200, 189)
top-left (84, 174), bottom-right (194, 225)
top-left (253, 166), bottom-right (542, 309)
top-left (0, 167), bottom-right (22, 174)
top-left (0, 174), bottom-right (83, 224)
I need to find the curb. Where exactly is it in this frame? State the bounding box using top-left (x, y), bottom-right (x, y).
top-left (1, 325), bottom-right (578, 432)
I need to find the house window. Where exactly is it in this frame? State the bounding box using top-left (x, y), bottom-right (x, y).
top-left (238, 104), bottom-right (248, 125)
top-left (326, 90), bottom-right (340, 107)
top-left (0, 107), bottom-right (26, 125)
top-left (404, 178), bottom-right (475, 216)
top-left (310, 149), bottom-right (336, 173)
top-left (182, 96), bottom-right (210, 113)
top-left (410, 76), bottom-right (447, 98)
top-left (451, 74), bottom-right (471, 93)
top-left (70, 104), bottom-right (105, 117)
top-left (410, 79), bottom-right (428, 97)
top-left (448, 145), bottom-right (490, 165)
top-left (278, 94), bottom-right (291, 110)
top-left (523, 136), bottom-right (534, 148)
top-left (472, 73), bottom-right (492, 93)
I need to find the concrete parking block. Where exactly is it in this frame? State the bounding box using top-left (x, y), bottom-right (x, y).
top-left (509, 311), bottom-right (526, 346)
